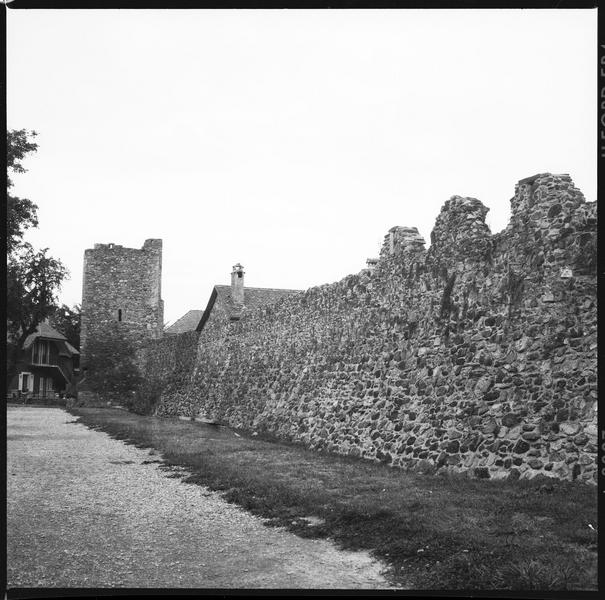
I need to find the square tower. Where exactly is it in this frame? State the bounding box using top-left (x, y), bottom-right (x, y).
top-left (80, 238), bottom-right (164, 367)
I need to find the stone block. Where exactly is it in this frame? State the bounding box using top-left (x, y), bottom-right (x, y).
top-left (559, 422), bottom-right (581, 436)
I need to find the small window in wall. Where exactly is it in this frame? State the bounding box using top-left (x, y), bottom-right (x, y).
top-left (19, 372), bottom-right (32, 392)
top-left (33, 340), bottom-right (50, 364)
top-left (118, 309), bottom-right (122, 322)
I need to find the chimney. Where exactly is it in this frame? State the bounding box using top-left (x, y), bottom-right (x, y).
top-left (231, 263), bottom-right (245, 306)
top-left (366, 258), bottom-right (378, 271)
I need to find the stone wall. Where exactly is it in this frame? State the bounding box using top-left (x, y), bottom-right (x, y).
top-left (137, 330), bottom-right (199, 397)
top-left (81, 239), bottom-right (164, 366)
top-left (144, 174), bottom-right (597, 483)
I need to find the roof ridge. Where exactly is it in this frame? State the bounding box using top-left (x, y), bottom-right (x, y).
top-left (214, 284), bottom-right (302, 292)
top-left (247, 286), bottom-right (303, 292)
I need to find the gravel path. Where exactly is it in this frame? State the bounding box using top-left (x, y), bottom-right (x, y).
top-left (7, 406), bottom-right (397, 589)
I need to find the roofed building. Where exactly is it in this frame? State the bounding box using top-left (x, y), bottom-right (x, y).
top-left (196, 264), bottom-right (302, 332)
top-left (7, 321), bottom-right (80, 400)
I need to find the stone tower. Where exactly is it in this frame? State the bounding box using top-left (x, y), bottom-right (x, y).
top-left (80, 239), bottom-right (164, 366)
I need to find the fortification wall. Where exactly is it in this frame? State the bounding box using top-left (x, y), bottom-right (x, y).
top-left (81, 238), bottom-right (164, 365)
top-left (146, 174), bottom-right (597, 483)
top-left (137, 330), bottom-right (199, 396)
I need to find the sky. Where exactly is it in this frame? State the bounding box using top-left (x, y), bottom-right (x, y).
top-left (7, 9), bottom-right (597, 327)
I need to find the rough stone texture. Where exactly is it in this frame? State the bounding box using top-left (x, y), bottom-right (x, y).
top-left (137, 331), bottom-right (200, 401)
top-left (141, 174), bottom-right (597, 484)
top-left (81, 239), bottom-right (164, 366)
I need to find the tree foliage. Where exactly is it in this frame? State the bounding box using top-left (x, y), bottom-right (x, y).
top-left (83, 323), bottom-right (143, 404)
top-left (7, 246), bottom-right (69, 340)
top-left (49, 304), bottom-right (81, 350)
top-left (7, 129), bottom-right (39, 254)
top-left (6, 129), bottom-right (69, 390)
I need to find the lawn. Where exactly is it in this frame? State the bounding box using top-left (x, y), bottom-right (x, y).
top-left (69, 407), bottom-right (598, 591)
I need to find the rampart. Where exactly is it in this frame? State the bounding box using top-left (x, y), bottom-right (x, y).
top-left (140, 174), bottom-right (597, 483)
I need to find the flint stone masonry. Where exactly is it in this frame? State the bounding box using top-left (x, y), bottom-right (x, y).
top-left (138, 174), bottom-right (596, 484)
top-left (81, 239), bottom-right (164, 366)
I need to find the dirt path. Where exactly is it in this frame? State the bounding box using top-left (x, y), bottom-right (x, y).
top-left (7, 406), bottom-right (397, 589)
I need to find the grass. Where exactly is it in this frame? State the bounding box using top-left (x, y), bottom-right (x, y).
top-left (69, 407), bottom-right (597, 591)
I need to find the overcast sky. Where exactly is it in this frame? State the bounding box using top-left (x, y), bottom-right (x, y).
top-left (7, 9), bottom-right (596, 326)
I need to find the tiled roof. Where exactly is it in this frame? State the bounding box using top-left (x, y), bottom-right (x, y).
top-left (197, 284), bottom-right (302, 331)
top-left (214, 285), bottom-right (302, 317)
top-left (57, 340), bottom-right (80, 356)
top-left (23, 321), bottom-right (67, 348)
top-left (165, 309), bottom-right (204, 335)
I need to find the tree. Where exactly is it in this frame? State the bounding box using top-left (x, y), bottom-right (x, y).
top-left (6, 129), bottom-right (69, 390)
top-left (7, 129), bottom-right (39, 254)
top-left (6, 246), bottom-right (69, 386)
top-left (83, 322), bottom-right (143, 405)
top-left (49, 304), bottom-right (81, 350)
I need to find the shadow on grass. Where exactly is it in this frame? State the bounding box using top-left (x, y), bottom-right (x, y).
top-left (68, 407), bottom-right (597, 591)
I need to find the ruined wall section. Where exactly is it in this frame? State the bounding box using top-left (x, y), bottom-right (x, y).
top-left (81, 238), bottom-right (164, 365)
top-left (149, 174), bottom-right (596, 483)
